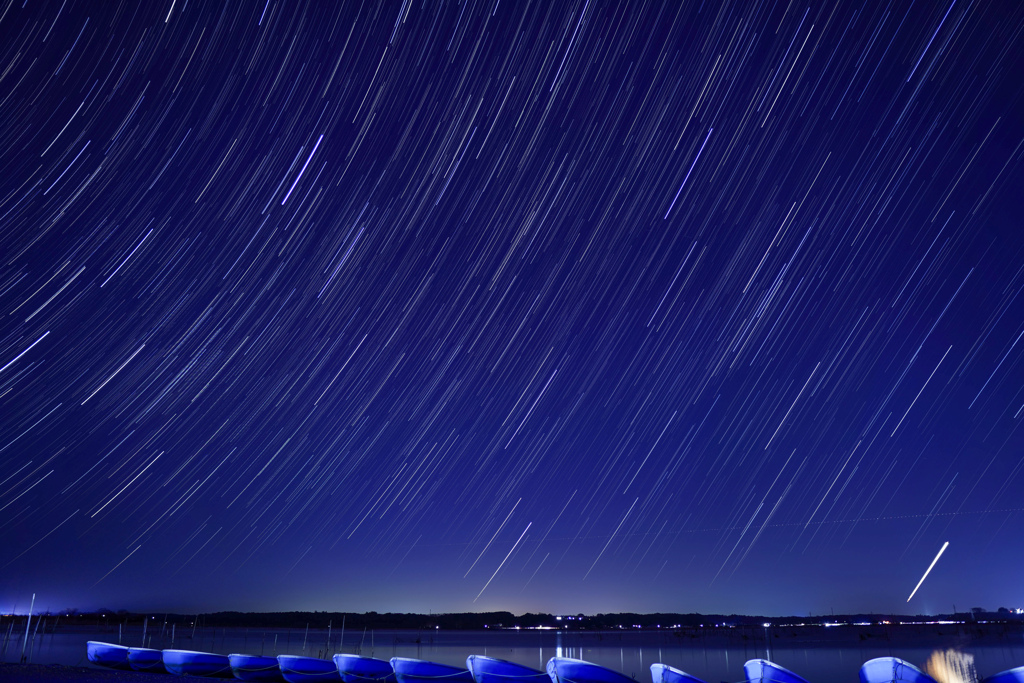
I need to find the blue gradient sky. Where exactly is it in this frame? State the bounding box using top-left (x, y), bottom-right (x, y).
top-left (2, 0), bottom-right (1023, 617)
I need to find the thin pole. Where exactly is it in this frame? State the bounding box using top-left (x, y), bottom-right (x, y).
top-left (20, 593), bottom-right (35, 663)
top-left (29, 615), bottom-right (43, 662)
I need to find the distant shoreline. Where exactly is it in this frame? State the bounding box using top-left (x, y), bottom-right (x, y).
top-left (5, 611), bottom-right (1022, 642)
top-left (6, 609), bottom-right (1022, 632)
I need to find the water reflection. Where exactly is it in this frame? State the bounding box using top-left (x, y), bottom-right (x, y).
top-left (5, 627), bottom-right (1023, 683)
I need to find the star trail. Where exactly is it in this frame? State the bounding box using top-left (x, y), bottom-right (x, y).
top-left (1, 0), bottom-right (1023, 617)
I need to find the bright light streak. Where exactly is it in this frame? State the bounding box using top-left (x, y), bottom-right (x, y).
top-left (281, 134), bottom-right (324, 205)
top-left (907, 541), bottom-right (949, 602)
top-left (474, 522), bottom-right (531, 602)
top-left (664, 127), bottom-right (713, 218)
top-left (0, 331), bottom-right (49, 373)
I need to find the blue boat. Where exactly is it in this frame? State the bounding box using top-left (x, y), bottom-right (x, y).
top-left (651, 663), bottom-right (708, 683)
top-left (279, 654), bottom-right (343, 683)
top-left (230, 653), bottom-right (286, 682)
top-left (163, 648), bottom-right (234, 677)
top-left (860, 657), bottom-right (937, 683)
top-left (128, 646), bottom-right (167, 673)
top-left (467, 655), bottom-right (547, 683)
top-left (391, 657), bottom-right (475, 683)
top-left (984, 667), bottom-right (1024, 683)
top-left (86, 641), bottom-right (131, 670)
top-left (334, 654), bottom-right (397, 683)
top-left (744, 660), bottom-right (810, 683)
top-left (547, 657), bottom-right (635, 683)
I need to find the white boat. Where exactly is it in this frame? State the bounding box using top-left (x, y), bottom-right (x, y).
top-left (391, 658), bottom-right (475, 683)
top-left (983, 667), bottom-right (1024, 683)
top-left (547, 657), bottom-right (634, 683)
top-left (128, 646), bottom-right (167, 673)
top-left (86, 641), bottom-right (131, 670)
top-left (334, 654), bottom-right (396, 683)
top-left (651, 662), bottom-right (708, 683)
top-left (279, 654), bottom-right (342, 683)
top-left (467, 655), bottom-right (547, 683)
top-left (163, 648), bottom-right (234, 677)
top-left (744, 660), bottom-right (810, 683)
top-left (231, 653), bottom-right (286, 681)
top-left (859, 657), bottom-right (936, 683)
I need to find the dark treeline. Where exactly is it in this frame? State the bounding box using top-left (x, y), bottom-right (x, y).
top-left (32, 609), bottom-right (1024, 631)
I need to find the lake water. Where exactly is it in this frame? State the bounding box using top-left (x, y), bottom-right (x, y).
top-left (3, 624), bottom-right (1023, 682)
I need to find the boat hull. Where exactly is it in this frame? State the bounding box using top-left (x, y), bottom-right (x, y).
top-left (231, 654), bottom-right (286, 682)
top-left (467, 655), bottom-right (547, 683)
top-left (547, 657), bottom-right (635, 683)
top-left (163, 648), bottom-right (234, 677)
top-left (86, 641), bottom-right (131, 670)
top-left (128, 646), bottom-right (167, 673)
top-left (334, 654), bottom-right (397, 683)
top-left (860, 657), bottom-right (936, 683)
top-left (984, 667), bottom-right (1024, 683)
top-left (651, 663), bottom-right (707, 683)
top-left (391, 657), bottom-right (475, 683)
top-left (279, 655), bottom-right (342, 683)
top-left (744, 660), bottom-right (810, 683)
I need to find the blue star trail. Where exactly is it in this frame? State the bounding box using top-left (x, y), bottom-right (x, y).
top-left (1, 0), bottom-right (1022, 616)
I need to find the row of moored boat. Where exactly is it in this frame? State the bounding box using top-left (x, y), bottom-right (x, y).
top-left (86, 641), bottom-right (1024, 683)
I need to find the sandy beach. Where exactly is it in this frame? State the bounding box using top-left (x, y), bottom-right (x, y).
top-left (0, 664), bottom-right (181, 682)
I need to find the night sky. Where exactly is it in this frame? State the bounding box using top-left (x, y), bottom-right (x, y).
top-left (2, 0), bottom-right (1023, 618)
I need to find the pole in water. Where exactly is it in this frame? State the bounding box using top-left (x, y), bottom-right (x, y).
top-left (28, 614), bottom-right (43, 662)
top-left (908, 541), bottom-right (950, 602)
top-left (20, 593), bottom-right (35, 663)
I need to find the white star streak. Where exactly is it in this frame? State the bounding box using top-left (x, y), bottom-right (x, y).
top-left (475, 522), bottom-right (531, 602)
top-left (0, 331), bottom-right (49, 374)
top-left (584, 497), bottom-right (638, 580)
top-left (907, 541), bottom-right (949, 602)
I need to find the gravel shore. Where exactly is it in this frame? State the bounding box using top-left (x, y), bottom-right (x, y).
top-left (0, 664), bottom-right (182, 682)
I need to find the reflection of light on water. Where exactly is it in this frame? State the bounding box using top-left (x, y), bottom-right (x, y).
top-left (925, 650), bottom-right (978, 683)
top-left (556, 631), bottom-right (562, 659)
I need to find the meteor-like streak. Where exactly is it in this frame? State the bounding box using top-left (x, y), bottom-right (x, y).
top-left (474, 522), bottom-right (532, 602)
top-left (907, 541), bottom-right (949, 602)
